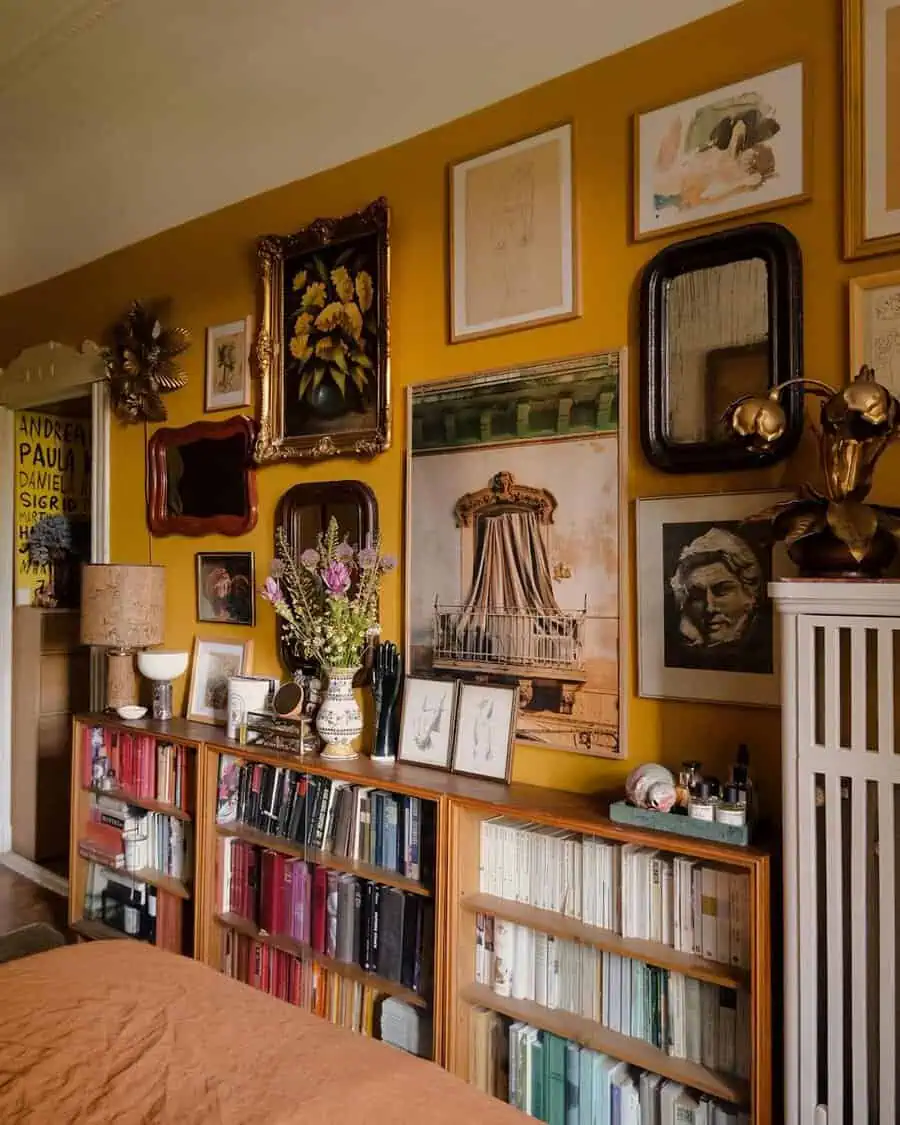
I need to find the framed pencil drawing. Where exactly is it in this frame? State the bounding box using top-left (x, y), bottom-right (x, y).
top-left (450, 124), bottom-right (576, 342)
top-left (850, 269), bottom-right (900, 389)
top-left (397, 676), bottom-right (459, 771)
top-left (451, 682), bottom-right (517, 782)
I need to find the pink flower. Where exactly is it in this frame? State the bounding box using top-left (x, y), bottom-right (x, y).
top-left (380, 555), bottom-right (398, 573)
top-left (334, 541), bottom-right (354, 562)
top-left (357, 546), bottom-right (378, 570)
top-left (299, 548), bottom-right (319, 570)
top-left (269, 559), bottom-right (285, 578)
top-left (260, 576), bottom-right (282, 603)
top-left (322, 561), bottom-right (351, 596)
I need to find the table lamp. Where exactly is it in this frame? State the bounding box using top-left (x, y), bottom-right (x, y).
top-left (81, 564), bottom-right (166, 711)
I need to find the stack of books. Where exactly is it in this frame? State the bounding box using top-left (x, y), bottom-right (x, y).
top-left (470, 1009), bottom-right (750, 1124)
top-left (81, 725), bottom-right (192, 812)
top-left (218, 836), bottom-right (433, 995)
top-left (216, 756), bottom-right (436, 885)
top-left (79, 795), bottom-right (190, 881)
top-left (480, 819), bottom-right (750, 968)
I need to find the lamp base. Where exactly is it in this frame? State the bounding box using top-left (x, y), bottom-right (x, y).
top-left (151, 680), bottom-right (174, 721)
top-left (106, 650), bottom-right (137, 711)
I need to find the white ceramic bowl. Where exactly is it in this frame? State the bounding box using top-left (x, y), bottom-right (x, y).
top-left (117, 705), bottom-right (148, 720)
top-left (137, 649), bottom-right (189, 682)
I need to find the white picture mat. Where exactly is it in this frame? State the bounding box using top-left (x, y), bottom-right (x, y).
top-left (205, 317), bottom-right (252, 410)
top-left (398, 677), bottom-right (457, 768)
top-left (452, 124), bottom-right (574, 339)
top-left (188, 639), bottom-right (252, 723)
top-left (636, 63), bottom-right (805, 236)
top-left (637, 491), bottom-right (793, 706)
top-left (864, 0), bottom-right (900, 238)
top-left (452, 682), bottom-right (516, 780)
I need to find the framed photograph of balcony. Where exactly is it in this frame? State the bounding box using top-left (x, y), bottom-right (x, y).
top-left (405, 350), bottom-right (627, 760)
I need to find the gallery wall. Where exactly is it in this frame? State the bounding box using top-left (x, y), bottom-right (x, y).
top-left (0, 0), bottom-right (892, 812)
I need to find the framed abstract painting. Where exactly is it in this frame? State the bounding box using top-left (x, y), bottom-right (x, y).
top-left (635, 63), bottom-right (807, 239)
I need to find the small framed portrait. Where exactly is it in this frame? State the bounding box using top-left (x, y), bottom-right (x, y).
top-left (205, 317), bottom-right (252, 412)
top-left (451, 682), bottom-right (517, 782)
top-left (636, 491), bottom-right (794, 706)
top-left (397, 676), bottom-right (459, 770)
top-left (196, 551), bottom-right (255, 626)
top-left (186, 637), bottom-right (254, 725)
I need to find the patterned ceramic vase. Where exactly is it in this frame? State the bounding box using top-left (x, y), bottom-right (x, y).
top-left (316, 666), bottom-right (362, 759)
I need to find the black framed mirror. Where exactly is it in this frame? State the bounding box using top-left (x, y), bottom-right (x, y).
top-left (274, 480), bottom-right (378, 680)
top-left (640, 222), bottom-right (803, 474)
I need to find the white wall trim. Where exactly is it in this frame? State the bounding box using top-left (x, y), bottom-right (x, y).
top-left (90, 380), bottom-right (111, 711)
top-left (0, 850), bottom-right (68, 898)
top-left (0, 407), bottom-right (14, 853)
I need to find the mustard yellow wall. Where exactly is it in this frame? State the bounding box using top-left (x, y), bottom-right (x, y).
top-left (1, 0), bottom-right (894, 815)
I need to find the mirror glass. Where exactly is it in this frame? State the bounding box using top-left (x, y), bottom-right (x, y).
top-left (165, 434), bottom-right (249, 519)
top-left (664, 258), bottom-right (770, 444)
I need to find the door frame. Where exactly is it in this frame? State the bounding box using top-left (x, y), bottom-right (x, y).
top-left (0, 376), bottom-right (110, 852)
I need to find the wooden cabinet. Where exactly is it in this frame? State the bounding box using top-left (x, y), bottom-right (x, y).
top-left (12, 609), bottom-right (89, 863)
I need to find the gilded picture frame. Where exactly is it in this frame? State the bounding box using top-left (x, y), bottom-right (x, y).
top-left (844, 0), bottom-right (900, 258)
top-left (253, 197), bottom-right (391, 463)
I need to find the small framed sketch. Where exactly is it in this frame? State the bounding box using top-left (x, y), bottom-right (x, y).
top-left (635, 63), bottom-right (806, 239)
top-left (450, 123), bottom-right (576, 341)
top-left (850, 270), bottom-right (900, 391)
top-left (451, 682), bottom-right (517, 782)
top-left (196, 551), bottom-right (255, 626)
top-left (186, 637), bottom-right (254, 725)
top-left (636, 491), bottom-right (793, 707)
top-left (205, 317), bottom-right (252, 412)
top-left (397, 676), bottom-right (458, 770)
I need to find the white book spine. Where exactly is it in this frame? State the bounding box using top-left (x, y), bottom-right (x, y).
top-left (492, 918), bottom-right (515, 998)
top-left (650, 855), bottom-right (662, 943)
top-left (716, 870), bottom-right (731, 965)
top-left (511, 923), bottom-right (532, 1001)
top-left (685, 977), bottom-right (702, 1064)
top-left (699, 982), bottom-right (719, 1070)
top-left (661, 859), bottom-right (674, 947)
top-left (546, 934), bottom-right (561, 1010)
top-left (701, 867), bottom-right (717, 961)
top-left (534, 930), bottom-right (548, 1007)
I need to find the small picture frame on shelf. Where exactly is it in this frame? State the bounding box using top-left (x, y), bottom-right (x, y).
top-left (397, 676), bottom-right (459, 770)
top-left (186, 636), bottom-right (254, 725)
top-left (205, 317), bottom-right (253, 412)
top-left (196, 551), bottom-right (255, 626)
top-left (450, 682), bottom-right (517, 782)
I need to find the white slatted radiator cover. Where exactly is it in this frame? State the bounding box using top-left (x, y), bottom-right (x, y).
top-left (772, 581), bottom-right (900, 1125)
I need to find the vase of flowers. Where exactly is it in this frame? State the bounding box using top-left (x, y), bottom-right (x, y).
top-left (260, 518), bottom-right (395, 759)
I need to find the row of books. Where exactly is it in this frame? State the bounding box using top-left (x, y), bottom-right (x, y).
top-left (80, 795), bottom-right (190, 880)
top-left (83, 862), bottom-right (184, 953)
top-left (479, 819), bottom-right (750, 969)
top-left (218, 837), bottom-right (433, 994)
top-left (470, 1009), bottom-right (749, 1125)
top-left (476, 915), bottom-right (749, 1078)
top-left (216, 756), bottom-right (436, 884)
top-left (81, 725), bottom-right (192, 812)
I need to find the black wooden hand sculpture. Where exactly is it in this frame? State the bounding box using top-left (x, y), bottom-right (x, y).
top-left (372, 641), bottom-right (403, 761)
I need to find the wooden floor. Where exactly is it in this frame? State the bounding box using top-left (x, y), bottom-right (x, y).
top-left (0, 866), bottom-right (68, 935)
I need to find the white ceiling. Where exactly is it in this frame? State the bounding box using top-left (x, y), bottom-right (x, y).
top-left (0, 0), bottom-right (738, 296)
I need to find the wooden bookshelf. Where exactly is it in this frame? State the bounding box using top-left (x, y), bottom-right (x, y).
top-left (460, 892), bottom-right (748, 990)
top-left (76, 845), bottom-right (191, 899)
top-left (83, 785), bottom-right (192, 822)
top-left (460, 984), bottom-right (748, 1105)
top-left (216, 821), bottom-right (431, 897)
top-left (71, 917), bottom-right (133, 942)
top-left (214, 912), bottom-right (428, 1008)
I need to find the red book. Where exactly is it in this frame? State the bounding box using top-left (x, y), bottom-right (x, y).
top-left (273, 853), bottom-right (288, 936)
top-left (281, 859), bottom-right (295, 941)
top-left (311, 866), bottom-right (328, 954)
top-left (259, 850), bottom-right (275, 933)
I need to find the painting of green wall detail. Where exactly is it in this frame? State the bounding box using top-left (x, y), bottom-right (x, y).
top-left (254, 198), bottom-right (390, 463)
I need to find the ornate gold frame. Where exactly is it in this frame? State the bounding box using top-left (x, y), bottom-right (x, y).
top-left (253, 198), bottom-right (391, 463)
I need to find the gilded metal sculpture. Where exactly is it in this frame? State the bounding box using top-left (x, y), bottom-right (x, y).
top-left (104, 301), bottom-right (191, 423)
top-left (725, 365), bottom-right (900, 575)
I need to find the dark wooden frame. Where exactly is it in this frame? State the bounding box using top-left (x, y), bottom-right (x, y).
top-left (639, 221), bottom-right (804, 474)
top-left (195, 550), bottom-right (256, 626)
top-left (147, 415), bottom-right (258, 536)
top-left (254, 197), bottom-right (391, 463)
top-left (449, 681), bottom-right (518, 784)
top-left (274, 480), bottom-right (378, 679)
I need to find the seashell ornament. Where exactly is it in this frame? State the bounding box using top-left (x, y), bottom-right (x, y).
top-left (625, 763), bottom-right (677, 813)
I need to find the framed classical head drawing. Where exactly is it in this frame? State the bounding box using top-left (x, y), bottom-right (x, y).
top-left (405, 350), bottom-right (627, 759)
top-left (640, 222), bottom-right (804, 473)
top-left (636, 490), bottom-right (794, 706)
top-left (449, 124), bottom-right (576, 342)
top-left (147, 415), bottom-right (258, 537)
top-left (253, 198), bottom-right (390, 463)
top-left (844, 0), bottom-right (900, 257)
top-left (635, 63), bottom-right (807, 240)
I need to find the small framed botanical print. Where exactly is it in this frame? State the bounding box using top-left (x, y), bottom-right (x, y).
top-left (205, 318), bottom-right (252, 412)
top-left (451, 682), bottom-right (517, 782)
top-left (450, 124), bottom-right (576, 341)
top-left (196, 551), bottom-right (255, 626)
top-left (186, 637), bottom-right (253, 725)
top-left (397, 676), bottom-right (458, 770)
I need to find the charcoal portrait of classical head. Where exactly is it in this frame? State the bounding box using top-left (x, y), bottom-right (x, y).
top-left (662, 520), bottom-right (773, 675)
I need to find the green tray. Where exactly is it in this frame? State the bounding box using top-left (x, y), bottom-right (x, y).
top-left (609, 800), bottom-right (751, 847)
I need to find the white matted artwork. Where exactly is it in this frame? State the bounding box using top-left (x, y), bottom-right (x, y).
top-left (450, 124), bottom-right (576, 341)
top-left (637, 491), bottom-right (794, 706)
top-left (635, 63), bottom-right (806, 239)
top-left (397, 676), bottom-right (459, 770)
top-left (186, 636), bottom-right (254, 724)
top-left (451, 682), bottom-right (517, 782)
top-left (850, 269), bottom-right (900, 390)
top-left (205, 317), bottom-right (252, 412)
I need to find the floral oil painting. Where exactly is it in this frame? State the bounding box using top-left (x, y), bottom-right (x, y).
top-left (254, 199), bottom-right (390, 463)
top-left (636, 63), bottom-right (806, 238)
top-left (406, 351), bottom-right (625, 759)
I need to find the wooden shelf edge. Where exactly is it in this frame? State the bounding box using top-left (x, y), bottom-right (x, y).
top-left (71, 918), bottom-right (135, 942)
top-left (214, 912), bottom-right (428, 1009)
top-left (460, 984), bottom-right (748, 1106)
top-left (216, 821), bottom-right (432, 897)
top-left (461, 893), bottom-right (748, 990)
top-left (83, 785), bottom-right (192, 822)
top-left (76, 844), bottom-right (191, 900)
